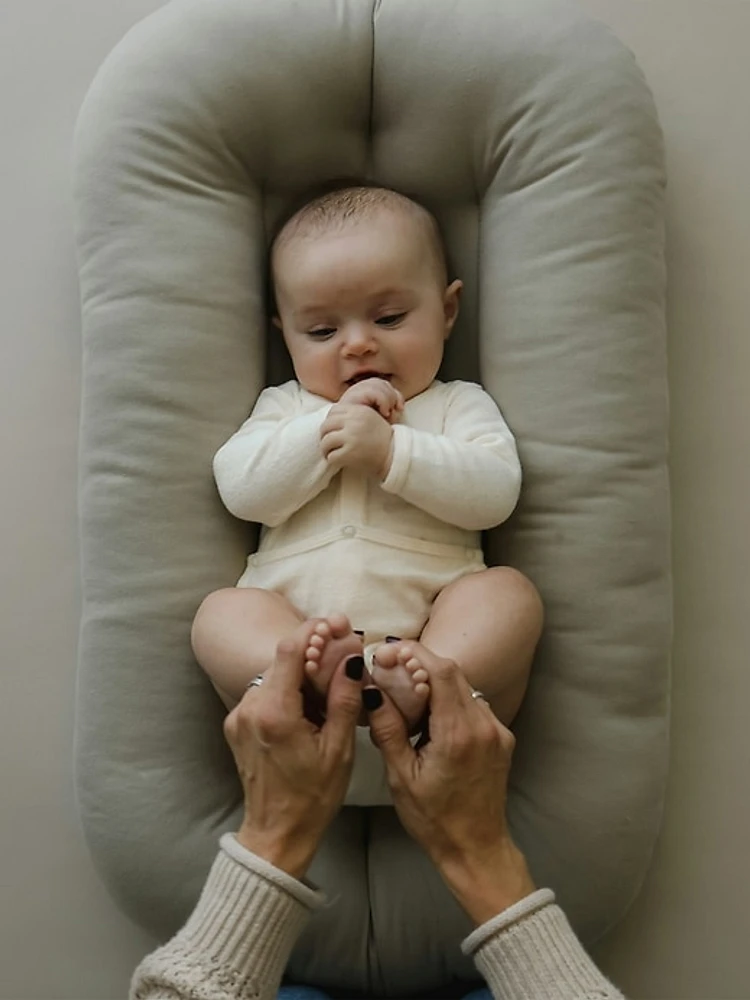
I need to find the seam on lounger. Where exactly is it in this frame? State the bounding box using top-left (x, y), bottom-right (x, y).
top-left (368, 0), bottom-right (380, 145)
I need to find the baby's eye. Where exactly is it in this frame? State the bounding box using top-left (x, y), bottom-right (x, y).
top-left (308, 327), bottom-right (336, 339)
top-left (375, 313), bottom-right (406, 327)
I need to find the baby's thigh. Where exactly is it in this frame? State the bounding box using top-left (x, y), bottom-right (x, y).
top-left (432, 566), bottom-right (541, 620)
top-left (193, 586), bottom-right (295, 635)
top-left (191, 588), bottom-right (306, 682)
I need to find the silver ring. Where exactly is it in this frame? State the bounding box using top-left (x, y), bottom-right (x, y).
top-left (246, 674), bottom-right (265, 690)
top-left (470, 689), bottom-right (488, 702)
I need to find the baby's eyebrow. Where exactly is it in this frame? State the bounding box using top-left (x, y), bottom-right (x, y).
top-left (292, 305), bottom-right (329, 322)
top-left (291, 288), bottom-right (414, 323)
top-left (369, 287), bottom-right (411, 302)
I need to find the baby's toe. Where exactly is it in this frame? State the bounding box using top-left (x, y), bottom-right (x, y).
top-left (372, 643), bottom-right (400, 670)
top-left (312, 621), bottom-right (331, 642)
top-left (305, 660), bottom-right (320, 680)
top-left (396, 643), bottom-right (418, 665)
top-left (327, 613), bottom-right (352, 639)
top-left (411, 667), bottom-right (429, 686)
top-left (307, 636), bottom-right (325, 656)
top-left (305, 644), bottom-right (323, 663)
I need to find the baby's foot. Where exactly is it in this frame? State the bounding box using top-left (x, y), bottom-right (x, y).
top-left (304, 614), bottom-right (364, 700)
top-left (370, 640), bottom-right (431, 733)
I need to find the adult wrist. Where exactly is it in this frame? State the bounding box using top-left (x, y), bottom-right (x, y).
top-left (436, 838), bottom-right (537, 926)
top-left (235, 823), bottom-right (318, 881)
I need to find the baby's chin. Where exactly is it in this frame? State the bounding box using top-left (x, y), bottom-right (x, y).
top-left (293, 379), bottom-right (337, 401)
top-left (297, 377), bottom-right (434, 402)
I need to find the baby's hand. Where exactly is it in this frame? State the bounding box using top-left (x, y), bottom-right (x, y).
top-left (320, 404), bottom-right (394, 479)
top-left (339, 377), bottom-right (404, 423)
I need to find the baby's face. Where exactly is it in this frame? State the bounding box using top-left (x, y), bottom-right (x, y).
top-left (272, 211), bottom-right (461, 402)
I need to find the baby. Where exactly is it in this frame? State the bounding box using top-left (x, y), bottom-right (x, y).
top-left (192, 185), bottom-right (542, 769)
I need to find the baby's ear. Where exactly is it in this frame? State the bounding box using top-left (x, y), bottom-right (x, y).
top-left (443, 279), bottom-right (463, 337)
top-left (272, 315), bottom-right (283, 330)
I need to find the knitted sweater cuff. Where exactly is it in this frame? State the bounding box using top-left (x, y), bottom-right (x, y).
top-left (130, 834), bottom-right (325, 1000)
top-left (462, 889), bottom-right (624, 1000)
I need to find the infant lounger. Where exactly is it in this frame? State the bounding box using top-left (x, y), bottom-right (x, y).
top-left (73, 0), bottom-right (670, 995)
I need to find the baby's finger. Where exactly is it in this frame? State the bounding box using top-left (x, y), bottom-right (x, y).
top-left (320, 432), bottom-right (345, 460)
top-left (360, 385), bottom-right (391, 415)
top-left (320, 412), bottom-right (346, 437)
top-left (322, 442), bottom-right (346, 469)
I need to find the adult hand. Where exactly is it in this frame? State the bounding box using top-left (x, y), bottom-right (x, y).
top-left (224, 620), bottom-right (364, 879)
top-left (338, 376), bottom-right (404, 422)
top-left (364, 648), bottom-right (536, 924)
top-left (320, 403), bottom-right (394, 479)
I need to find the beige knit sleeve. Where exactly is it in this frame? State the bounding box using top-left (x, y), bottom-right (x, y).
top-left (462, 889), bottom-right (625, 999)
top-left (129, 834), bottom-right (325, 1000)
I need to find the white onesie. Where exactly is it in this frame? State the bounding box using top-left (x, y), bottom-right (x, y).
top-left (214, 378), bottom-right (521, 804)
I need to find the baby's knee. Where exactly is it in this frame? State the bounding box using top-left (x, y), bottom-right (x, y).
top-left (192, 587), bottom-right (236, 648)
top-left (490, 564), bottom-right (541, 601)
top-left (483, 567), bottom-right (544, 631)
top-left (193, 586), bottom-right (237, 623)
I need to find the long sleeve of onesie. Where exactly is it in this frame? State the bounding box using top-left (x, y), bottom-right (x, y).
top-left (213, 384), bottom-right (336, 527)
top-left (381, 381), bottom-right (522, 530)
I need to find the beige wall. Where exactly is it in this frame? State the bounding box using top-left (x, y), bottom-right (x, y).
top-left (1, 2), bottom-right (748, 997)
top-left (576, 4), bottom-right (750, 997)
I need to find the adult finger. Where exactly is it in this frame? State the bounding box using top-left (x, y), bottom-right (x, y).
top-left (423, 654), bottom-right (471, 704)
top-left (363, 685), bottom-right (414, 780)
top-left (321, 653), bottom-right (367, 758)
top-left (260, 621), bottom-right (318, 707)
top-left (417, 655), bottom-right (476, 739)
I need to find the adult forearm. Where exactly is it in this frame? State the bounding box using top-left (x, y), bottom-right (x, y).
top-left (235, 822), bottom-right (319, 882)
top-left (437, 839), bottom-right (537, 926)
top-left (440, 842), bottom-right (624, 999)
top-left (129, 835), bottom-right (324, 1000)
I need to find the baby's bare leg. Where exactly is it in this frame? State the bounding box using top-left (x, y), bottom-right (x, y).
top-left (192, 589), bottom-right (364, 712)
top-left (372, 568), bottom-right (542, 730)
top-left (421, 567), bottom-right (543, 725)
top-left (191, 588), bottom-right (305, 709)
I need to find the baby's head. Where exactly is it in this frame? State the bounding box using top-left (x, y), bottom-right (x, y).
top-left (269, 185), bottom-right (462, 402)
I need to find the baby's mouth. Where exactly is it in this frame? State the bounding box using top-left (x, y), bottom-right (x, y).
top-left (346, 372), bottom-right (392, 386)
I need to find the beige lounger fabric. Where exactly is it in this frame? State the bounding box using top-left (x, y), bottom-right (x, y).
top-left (73, 0), bottom-right (670, 994)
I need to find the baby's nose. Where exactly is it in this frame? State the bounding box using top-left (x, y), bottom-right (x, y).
top-left (342, 324), bottom-right (377, 354)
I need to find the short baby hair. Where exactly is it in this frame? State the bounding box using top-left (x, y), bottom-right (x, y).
top-left (268, 181), bottom-right (450, 311)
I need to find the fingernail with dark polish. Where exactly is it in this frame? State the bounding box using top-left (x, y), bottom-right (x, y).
top-left (345, 655), bottom-right (365, 681)
top-left (362, 687), bottom-right (383, 711)
top-left (385, 635), bottom-right (401, 643)
top-left (353, 629), bottom-right (365, 637)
